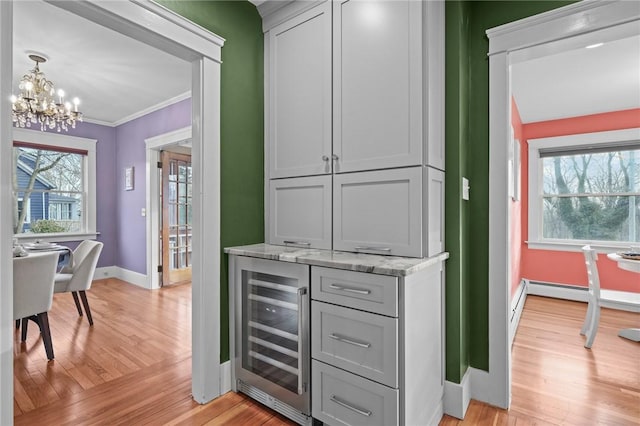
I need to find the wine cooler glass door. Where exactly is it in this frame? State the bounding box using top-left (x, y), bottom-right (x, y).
top-left (235, 257), bottom-right (309, 414)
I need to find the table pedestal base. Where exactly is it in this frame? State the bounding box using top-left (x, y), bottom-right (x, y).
top-left (618, 328), bottom-right (640, 342)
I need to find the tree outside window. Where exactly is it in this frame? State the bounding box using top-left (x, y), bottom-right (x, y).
top-left (13, 146), bottom-right (84, 235)
top-left (541, 149), bottom-right (639, 243)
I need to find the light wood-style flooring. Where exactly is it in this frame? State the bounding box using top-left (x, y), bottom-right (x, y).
top-left (14, 279), bottom-right (639, 425)
top-left (441, 295), bottom-right (640, 425)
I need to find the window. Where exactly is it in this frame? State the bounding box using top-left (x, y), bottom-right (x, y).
top-left (528, 128), bottom-right (640, 249)
top-left (12, 128), bottom-right (97, 241)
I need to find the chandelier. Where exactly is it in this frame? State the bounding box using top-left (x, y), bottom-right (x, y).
top-left (11, 54), bottom-right (82, 132)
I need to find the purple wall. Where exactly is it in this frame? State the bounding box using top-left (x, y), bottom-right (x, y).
top-left (62, 122), bottom-right (117, 269)
top-left (115, 98), bottom-right (192, 274)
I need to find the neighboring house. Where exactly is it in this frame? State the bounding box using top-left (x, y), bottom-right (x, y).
top-left (15, 152), bottom-right (79, 232)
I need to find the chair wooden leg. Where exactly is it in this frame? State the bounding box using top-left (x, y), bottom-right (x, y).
top-left (15, 319), bottom-right (20, 329)
top-left (37, 312), bottom-right (55, 361)
top-left (21, 317), bottom-right (28, 342)
top-left (79, 291), bottom-right (93, 326)
top-left (71, 291), bottom-right (84, 317)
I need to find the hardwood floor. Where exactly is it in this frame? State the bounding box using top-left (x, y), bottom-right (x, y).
top-left (441, 295), bottom-right (640, 425)
top-left (14, 280), bottom-right (639, 425)
top-left (14, 278), bottom-right (294, 425)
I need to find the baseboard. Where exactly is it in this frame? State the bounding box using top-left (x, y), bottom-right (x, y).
top-left (443, 369), bottom-right (471, 419)
top-left (527, 280), bottom-right (639, 312)
top-left (94, 266), bottom-right (117, 281)
top-left (510, 280), bottom-right (528, 347)
top-left (220, 360), bottom-right (232, 394)
top-left (102, 266), bottom-right (149, 289)
top-left (443, 367), bottom-right (492, 420)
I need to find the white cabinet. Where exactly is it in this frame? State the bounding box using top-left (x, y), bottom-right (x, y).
top-left (333, 0), bottom-right (424, 173)
top-left (333, 167), bottom-right (423, 257)
top-left (269, 176), bottom-right (332, 249)
top-left (310, 263), bottom-right (444, 426)
top-left (263, 0), bottom-right (445, 257)
top-left (268, 2), bottom-right (331, 179)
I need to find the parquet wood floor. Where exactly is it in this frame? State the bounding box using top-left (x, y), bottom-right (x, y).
top-left (14, 279), bottom-right (639, 425)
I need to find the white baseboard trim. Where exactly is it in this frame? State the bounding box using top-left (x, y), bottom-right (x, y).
top-left (527, 280), bottom-right (640, 312)
top-left (443, 369), bottom-right (471, 419)
top-left (220, 360), bottom-right (232, 394)
top-left (94, 266), bottom-right (117, 281)
top-left (99, 266), bottom-right (149, 289)
top-left (443, 367), bottom-right (492, 420)
top-left (510, 279), bottom-right (528, 347)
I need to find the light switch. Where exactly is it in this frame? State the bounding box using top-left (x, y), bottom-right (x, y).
top-left (141, 208), bottom-right (146, 217)
top-left (462, 177), bottom-right (470, 201)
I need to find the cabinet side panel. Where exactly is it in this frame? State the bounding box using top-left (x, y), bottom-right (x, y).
top-left (400, 262), bottom-right (444, 425)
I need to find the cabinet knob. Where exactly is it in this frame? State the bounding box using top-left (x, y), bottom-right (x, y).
top-left (322, 155), bottom-right (330, 162)
top-left (331, 154), bottom-right (339, 161)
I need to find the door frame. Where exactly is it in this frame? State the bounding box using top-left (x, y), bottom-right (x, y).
top-left (1, 1), bottom-right (224, 421)
top-left (146, 127), bottom-right (192, 290)
top-left (486, 0), bottom-right (639, 410)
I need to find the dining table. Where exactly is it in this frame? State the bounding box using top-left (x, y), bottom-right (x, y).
top-left (606, 252), bottom-right (640, 342)
top-left (15, 242), bottom-right (72, 270)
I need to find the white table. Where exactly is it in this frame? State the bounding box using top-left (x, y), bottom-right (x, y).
top-left (606, 252), bottom-right (640, 342)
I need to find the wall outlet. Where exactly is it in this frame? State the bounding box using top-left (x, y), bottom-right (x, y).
top-left (141, 208), bottom-right (146, 217)
top-left (462, 177), bottom-right (470, 201)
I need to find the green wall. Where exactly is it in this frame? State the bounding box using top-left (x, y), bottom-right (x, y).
top-left (157, 0), bottom-right (583, 375)
top-left (444, 0), bottom-right (577, 382)
top-left (157, 1), bottom-right (264, 362)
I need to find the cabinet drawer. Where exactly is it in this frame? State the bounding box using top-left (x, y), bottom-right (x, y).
top-left (333, 167), bottom-right (423, 258)
top-left (311, 267), bottom-right (398, 317)
top-left (312, 301), bottom-right (398, 387)
top-left (312, 360), bottom-right (398, 426)
top-left (269, 176), bottom-right (332, 249)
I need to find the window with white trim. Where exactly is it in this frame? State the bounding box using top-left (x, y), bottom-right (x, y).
top-left (12, 128), bottom-right (97, 241)
top-left (528, 128), bottom-right (640, 248)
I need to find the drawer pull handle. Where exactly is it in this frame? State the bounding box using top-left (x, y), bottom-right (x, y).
top-left (354, 246), bottom-right (392, 252)
top-left (328, 284), bottom-right (371, 295)
top-left (330, 395), bottom-right (372, 417)
top-left (329, 333), bottom-right (371, 348)
top-left (283, 241), bottom-right (310, 246)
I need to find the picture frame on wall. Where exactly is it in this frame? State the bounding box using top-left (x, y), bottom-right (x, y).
top-left (125, 166), bottom-right (135, 191)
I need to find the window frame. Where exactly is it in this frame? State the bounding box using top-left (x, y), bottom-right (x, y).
top-left (527, 127), bottom-right (640, 252)
top-left (12, 128), bottom-right (97, 242)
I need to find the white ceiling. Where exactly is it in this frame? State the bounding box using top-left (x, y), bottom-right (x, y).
top-left (511, 33), bottom-right (640, 123)
top-left (13, 0), bottom-right (191, 126)
top-left (13, 1), bottom-right (638, 127)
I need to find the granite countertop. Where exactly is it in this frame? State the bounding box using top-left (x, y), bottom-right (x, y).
top-left (224, 243), bottom-right (449, 277)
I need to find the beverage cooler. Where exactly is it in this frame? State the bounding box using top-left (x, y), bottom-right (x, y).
top-left (231, 256), bottom-right (311, 425)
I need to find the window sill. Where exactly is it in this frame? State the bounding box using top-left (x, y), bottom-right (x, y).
top-left (526, 240), bottom-right (637, 253)
top-left (15, 232), bottom-right (100, 244)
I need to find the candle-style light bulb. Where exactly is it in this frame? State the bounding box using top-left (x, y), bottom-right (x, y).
top-left (73, 97), bottom-right (80, 112)
top-left (24, 82), bottom-right (33, 98)
top-left (57, 89), bottom-right (65, 105)
top-left (10, 95), bottom-right (17, 104)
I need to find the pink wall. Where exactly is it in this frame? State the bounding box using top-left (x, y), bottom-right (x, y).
top-left (510, 99), bottom-right (524, 298)
top-left (519, 108), bottom-right (640, 293)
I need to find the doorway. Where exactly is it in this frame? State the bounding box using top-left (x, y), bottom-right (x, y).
top-left (160, 150), bottom-right (193, 287)
top-left (0, 2), bottom-right (224, 420)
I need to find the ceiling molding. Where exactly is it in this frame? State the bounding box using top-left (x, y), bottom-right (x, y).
top-left (111, 91), bottom-right (191, 127)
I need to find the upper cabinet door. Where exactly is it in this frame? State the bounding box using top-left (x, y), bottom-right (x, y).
top-left (268, 2), bottom-right (332, 179)
top-left (333, 0), bottom-right (423, 174)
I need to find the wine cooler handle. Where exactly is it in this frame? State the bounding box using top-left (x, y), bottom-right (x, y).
top-left (297, 287), bottom-right (307, 395)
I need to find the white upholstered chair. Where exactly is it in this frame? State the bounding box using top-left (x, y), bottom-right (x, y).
top-left (581, 245), bottom-right (602, 349)
top-left (13, 251), bottom-right (60, 361)
top-left (54, 240), bottom-right (103, 326)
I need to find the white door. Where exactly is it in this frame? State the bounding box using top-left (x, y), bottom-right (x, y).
top-left (333, 0), bottom-right (423, 174)
top-left (269, 175), bottom-right (332, 249)
top-left (333, 167), bottom-right (423, 257)
top-left (269, 2), bottom-right (332, 179)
